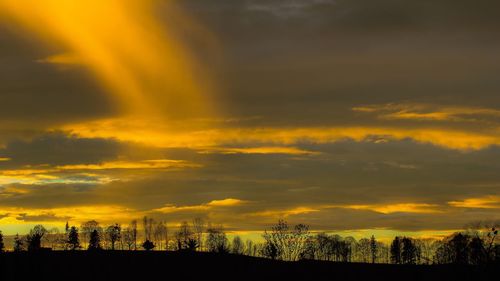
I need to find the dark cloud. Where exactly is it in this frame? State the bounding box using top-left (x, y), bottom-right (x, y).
top-left (0, 132), bottom-right (124, 167)
top-left (16, 212), bottom-right (72, 222)
top-left (0, 25), bottom-right (116, 127)
top-left (175, 0), bottom-right (500, 127)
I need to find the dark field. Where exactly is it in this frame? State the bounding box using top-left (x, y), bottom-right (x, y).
top-left (0, 251), bottom-right (497, 281)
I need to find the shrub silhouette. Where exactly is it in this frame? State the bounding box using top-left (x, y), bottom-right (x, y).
top-left (142, 240), bottom-right (155, 251)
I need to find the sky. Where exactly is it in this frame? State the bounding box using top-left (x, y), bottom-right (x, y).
top-left (0, 0), bottom-right (499, 238)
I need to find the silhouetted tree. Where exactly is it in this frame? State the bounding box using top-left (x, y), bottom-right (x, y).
top-left (206, 226), bottom-right (229, 254)
top-left (370, 235), bottom-right (377, 263)
top-left (261, 240), bottom-right (278, 260)
top-left (44, 228), bottom-right (62, 250)
top-left (130, 220), bottom-right (138, 250)
top-left (469, 236), bottom-right (486, 265)
top-left (245, 239), bottom-right (258, 256)
top-left (142, 216), bottom-right (154, 242)
top-left (401, 237), bottom-right (419, 264)
top-left (88, 230), bottom-right (102, 250)
top-left (81, 220), bottom-right (102, 248)
top-left (105, 224), bottom-right (121, 250)
top-left (231, 236), bottom-right (245, 255)
top-left (123, 227), bottom-right (135, 250)
top-left (485, 227), bottom-right (498, 263)
top-left (356, 238), bottom-right (371, 263)
top-left (415, 238), bottom-right (437, 264)
top-left (0, 231), bottom-right (4, 252)
top-left (192, 217), bottom-right (205, 251)
top-left (153, 221), bottom-right (167, 250)
top-left (305, 233), bottom-right (351, 262)
top-left (262, 220), bottom-right (310, 261)
top-left (175, 221), bottom-right (194, 250)
top-left (27, 225), bottom-right (47, 251)
top-left (390, 237), bottom-right (402, 264)
top-left (67, 226), bottom-right (80, 250)
top-left (142, 240), bottom-right (155, 251)
top-left (13, 234), bottom-right (24, 252)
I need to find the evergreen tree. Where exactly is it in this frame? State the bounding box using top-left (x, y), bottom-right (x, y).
top-left (67, 226), bottom-right (80, 250)
top-left (88, 229), bottom-right (102, 250)
top-left (13, 234), bottom-right (24, 252)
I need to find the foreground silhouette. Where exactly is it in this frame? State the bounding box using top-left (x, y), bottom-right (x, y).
top-left (0, 250), bottom-right (497, 281)
top-left (1, 218), bottom-right (498, 280)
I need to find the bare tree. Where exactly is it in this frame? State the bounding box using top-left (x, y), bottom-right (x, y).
top-left (154, 221), bottom-right (167, 250)
top-left (262, 220), bottom-right (310, 261)
top-left (415, 238), bottom-right (437, 264)
top-left (231, 236), bottom-right (245, 255)
top-left (192, 217), bottom-right (205, 251)
top-left (142, 216), bottom-right (154, 242)
top-left (245, 239), bottom-right (258, 256)
top-left (356, 238), bottom-right (371, 263)
top-left (175, 221), bottom-right (195, 251)
top-left (206, 225), bottom-right (229, 253)
top-left (105, 224), bottom-right (121, 250)
top-left (43, 227), bottom-right (61, 250)
top-left (123, 227), bottom-right (135, 250)
top-left (130, 220), bottom-right (138, 250)
top-left (80, 220), bottom-right (102, 248)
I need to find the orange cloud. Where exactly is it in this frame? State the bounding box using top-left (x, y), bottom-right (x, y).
top-left (353, 103), bottom-right (500, 122)
top-left (339, 203), bottom-right (441, 214)
top-left (0, 0), bottom-right (217, 119)
top-left (154, 198), bottom-right (247, 214)
top-left (448, 196), bottom-right (500, 209)
top-left (199, 146), bottom-right (319, 155)
top-left (60, 117), bottom-right (500, 151)
top-left (250, 207), bottom-right (320, 218)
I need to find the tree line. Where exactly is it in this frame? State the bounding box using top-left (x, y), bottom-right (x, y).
top-left (0, 218), bottom-right (498, 265)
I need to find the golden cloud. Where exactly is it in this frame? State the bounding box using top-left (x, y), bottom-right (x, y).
top-left (198, 146), bottom-right (319, 155)
top-left (0, 159), bottom-right (199, 185)
top-left (250, 207), bottom-right (320, 218)
top-left (0, 205), bottom-right (137, 225)
top-left (338, 203), bottom-right (441, 214)
top-left (448, 196), bottom-right (500, 209)
top-left (154, 198), bottom-right (247, 214)
top-left (60, 117), bottom-right (500, 151)
top-left (0, 0), bottom-right (217, 119)
top-left (353, 103), bottom-right (500, 122)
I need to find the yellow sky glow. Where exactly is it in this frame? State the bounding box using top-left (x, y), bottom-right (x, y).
top-left (0, 0), bottom-right (215, 119)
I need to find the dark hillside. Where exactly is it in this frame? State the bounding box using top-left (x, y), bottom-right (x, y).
top-left (0, 251), bottom-right (497, 281)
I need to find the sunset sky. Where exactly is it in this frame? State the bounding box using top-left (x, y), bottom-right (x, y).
top-left (0, 0), bottom-right (499, 238)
